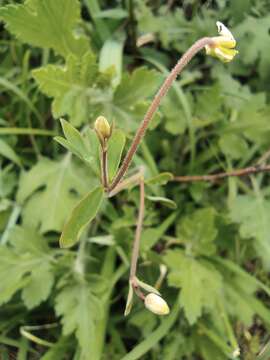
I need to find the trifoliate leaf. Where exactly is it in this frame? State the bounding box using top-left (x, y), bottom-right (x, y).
top-left (164, 249), bottom-right (223, 325)
top-left (17, 156), bottom-right (97, 233)
top-left (176, 208), bottom-right (217, 256)
top-left (0, 0), bottom-right (89, 57)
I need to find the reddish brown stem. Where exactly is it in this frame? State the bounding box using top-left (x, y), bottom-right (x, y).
top-left (130, 177), bottom-right (145, 280)
top-left (109, 37), bottom-right (214, 192)
top-left (173, 165), bottom-right (270, 183)
top-left (100, 140), bottom-right (108, 189)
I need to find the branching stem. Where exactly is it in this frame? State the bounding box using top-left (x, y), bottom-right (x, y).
top-left (109, 37), bottom-right (214, 192)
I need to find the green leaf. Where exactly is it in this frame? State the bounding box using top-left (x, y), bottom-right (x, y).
top-left (146, 195), bottom-right (177, 209)
top-left (236, 15), bottom-right (270, 78)
top-left (176, 208), bottom-right (217, 256)
top-left (107, 129), bottom-right (126, 181)
top-left (40, 337), bottom-right (73, 360)
top-left (60, 119), bottom-right (87, 156)
top-left (109, 67), bottom-right (162, 131)
top-left (0, 226), bottom-right (54, 308)
top-left (33, 51), bottom-right (100, 126)
top-left (114, 67), bottom-right (161, 107)
top-left (134, 277), bottom-right (161, 296)
top-left (164, 250), bottom-right (222, 325)
top-left (95, 8), bottom-right (128, 20)
top-left (124, 281), bottom-right (134, 316)
top-left (17, 156), bottom-right (96, 233)
top-left (229, 194), bottom-right (270, 269)
top-left (60, 186), bottom-right (104, 248)
top-left (22, 262), bottom-right (54, 309)
top-left (55, 279), bottom-right (103, 359)
top-left (219, 133), bottom-right (248, 160)
top-left (0, 0), bottom-right (89, 57)
top-left (99, 34), bottom-right (125, 87)
top-left (141, 213), bottom-right (176, 252)
top-left (146, 172), bottom-right (173, 186)
top-left (0, 139), bottom-right (21, 166)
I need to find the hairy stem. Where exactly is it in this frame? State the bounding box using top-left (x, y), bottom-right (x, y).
top-left (173, 164), bottom-right (270, 183)
top-left (130, 177), bottom-right (145, 281)
top-left (109, 37), bottom-right (214, 192)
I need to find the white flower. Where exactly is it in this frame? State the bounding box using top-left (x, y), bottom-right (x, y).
top-left (144, 293), bottom-right (170, 315)
top-left (205, 21), bottom-right (238, 63)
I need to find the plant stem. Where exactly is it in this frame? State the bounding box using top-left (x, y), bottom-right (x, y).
top-left (101, 143), bottom-right (108, 189)
top-left (173, 164), bottom-right (270, 183)
top-left (130, 176), bottom-right (145, 281)
top-left (109, 37), bottom-right (214, 192)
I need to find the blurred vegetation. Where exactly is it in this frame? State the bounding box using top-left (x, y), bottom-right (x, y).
top-left (0, 0), bottom-right (270, 359)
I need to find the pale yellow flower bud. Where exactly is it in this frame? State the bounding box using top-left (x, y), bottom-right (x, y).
top-left (205, 21), bottom-right (238, 63)
top-left (94, 116), bottom-right (111, 142)
top-left (144, 293), bottom-right (170, 315)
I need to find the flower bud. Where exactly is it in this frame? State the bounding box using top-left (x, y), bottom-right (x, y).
top-left (144, 293), bottom-right (170, 315)
top-left (205, 21), bottom-right (238, 63)
top-left (94, 116), bottom-right (111, 142)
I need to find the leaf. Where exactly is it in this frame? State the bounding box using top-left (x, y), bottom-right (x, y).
top-left (0, 226), bottom-right (55, 308)
top-left (236, 15), bottom-right (270, 78)
top-left (176, 208), bottom-right (217, 256)
top-left (55, 279), bottom-right (103, 359)
top-left (17, 156), bottom-right (96, 233)
top-left (107, 129), bottom-right (126, 181)
top-left (146, 172), bottom-right (173, 186)
top-left (95, 8), bottom-right (128, 20)
top-left (114, 67), bottom-right (161, 107)
top-left (22, 262), bottom-right (54, 309)
top-left (229, 194), bottom-right (270, 269)
top-left (0, 0), bottom-right (89, 57)
top-left (219, 133), bottom-right (248, 160)
top-left (99, 34), bottom-right (125, 87)
top-left (124, 281), bottom-right (134, 316)
top-left (135, 277), bottom-right (161, 296)
top-left (141, 213), bottom-right (176, 252)
top-left (33, 51), bottom-right (100, 126)
top-left (0, 139), bottom-right (21, 166)
top-left (164, 250), bottom-right (222, 325)
top-left (60, 186), bottom-right (104, 248)
top-left (60, 119), bottom-right (87, 156)
top-left (146, 195), bottom-right (177, 209)
top-left (40, 337), bottom-right (73, 360)
top-left (109, 67), bottom-right (162, 130)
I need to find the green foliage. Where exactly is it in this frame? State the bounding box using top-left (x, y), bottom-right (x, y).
top-left (1, 0), bottom-right (270, 358)
top-left (0, 226), bottom-right (55, 308)
top-left (17, 156), bottom-right (96, 233)
top-left (164, 249), bottom-right (222, 325)
top-left (230, 192), bottom-right (270, 270)
top-left (0, 0), bottom-right (89, 57)
top-left (60, 186), bottom-right (104, 248)
top-left (55, 277), bottom-right (103, 359)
